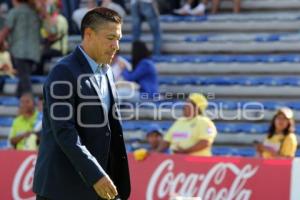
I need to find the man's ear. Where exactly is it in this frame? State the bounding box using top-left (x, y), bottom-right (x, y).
top-left (84, 27), bottom-right (94, 40)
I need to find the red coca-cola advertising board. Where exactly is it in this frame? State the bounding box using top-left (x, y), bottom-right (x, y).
top-left (128, 153), bottom-right (292, 200)
top-left (0, 150), bottom-right (294, 200)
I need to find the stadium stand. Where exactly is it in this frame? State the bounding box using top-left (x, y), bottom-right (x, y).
top-left (0, 0), bottom-right (299, 157)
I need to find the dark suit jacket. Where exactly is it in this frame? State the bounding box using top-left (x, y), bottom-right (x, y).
top-left (33, 47), bottom-right (131, 200)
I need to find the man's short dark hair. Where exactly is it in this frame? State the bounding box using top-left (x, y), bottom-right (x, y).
top-left (81, 7), bottom-right (122, 39)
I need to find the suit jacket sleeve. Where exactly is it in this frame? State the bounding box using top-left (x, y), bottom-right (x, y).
top-left (44, 64), bottom-right (107, 186)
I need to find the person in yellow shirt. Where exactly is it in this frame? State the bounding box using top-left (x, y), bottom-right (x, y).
top-left (9, 93), bottom-right (38, 150)
top-left (156, 93), bottom-right (217, 156)
top-left (0, 42), bottom-right (16, 76)
top-left (255, 107), bottom-right (298, 158)
top-left (35, 1), bottom-right (68, 75)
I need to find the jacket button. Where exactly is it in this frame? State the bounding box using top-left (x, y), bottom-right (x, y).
top-left (106, 132), bottom-right (110, 136)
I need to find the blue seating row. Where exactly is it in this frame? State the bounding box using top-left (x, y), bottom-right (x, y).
top-left (158, 76), bottom-right (300, 86)
top-left (151, 54), bottom-right (300, 63)
top-left (4, 75), bottom-right (300, 87)
top-left (2, 96), bottom-right (300, 110)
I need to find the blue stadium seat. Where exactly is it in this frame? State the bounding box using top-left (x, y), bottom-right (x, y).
top-left (122, 121), bottom-right (140, 131)
top-left (0, 97), bottom-right (19, 106)
top-left (182, 15), bottom-right (207, 22)
top-left (215, 123), bottom-right (241, 133)
top-left (295, 125), bottom-right (300, 134)
top-left (159, 15), bottom-right (182, 22)
top-left (279, 54), bottom-right (300, 62)
top-left (258, 55), bottom-right (286, 63)
top-left (232, 147), bottom-right (256, 157)
top-left (280, 77), bottom-right (300, 86)
top-left (285, 102), bottom-right (300, 110)
top-left (160, 15), bottom-right (208, 22)
top-left (234, 77), bottom-right (261, 86)
top-left (0, 140), bottom-right (8, 149)
top-left (234, 55), bottom-right (260, 63)
top-left (5, 76), bottom-right (47, 84)
top-left (255, 34), bottom-right (280, 42)
top-left (210, 55), bottom-right (235, 63)
top-left (212, 147), bottom-right (234, 156)
top-left (156, 121), bottom-right (172, 131)
top-left (296, 149), bottom-right (300, 157)
top-left (0, 117), bottom-right (13, 127)
top-left (191, 55), bottom-right (212, 63)
top-left (5, 78), bottom-right (18, 84)
top-left (159, 76), bottom-right (300, 86)
top-left (31, 76), bottom-right (47, 83)
top-left (158, 76), bottom-right (194, 85)
top-left (241, 124), bottom-right (269, 134)
top-left (125, 143), bottom-right (134, 152)
top-left (255, 77), bottom-right (283, 86)
top-left (202, 77), bottom-right (235, 85)
top-left (134, 54), bottom-right (300, 64)
top-left (263, 101), bottom-right (286, 110)
top-left (185, 35), bottom-right (209, 42)
top-left (120, 35), bottom-right (132, 43)
top-left (153, 55), bottom-right (188, 63)
top-left (210, 100), bottom-right (238, 110)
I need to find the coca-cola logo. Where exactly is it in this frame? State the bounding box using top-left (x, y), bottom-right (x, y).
top-left (147, 159), bottom-right (258, 200)
top-left (12, 154), bottom-right (37, 200)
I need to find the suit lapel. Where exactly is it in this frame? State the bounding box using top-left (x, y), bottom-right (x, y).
top-left (74, 46), bottom-right (105, 105)
top-left (106, 66), bottom-right (118, 101)
top-left (106, 67), bottom-right (122, 120)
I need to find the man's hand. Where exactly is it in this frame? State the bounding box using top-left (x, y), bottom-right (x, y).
top-left (93, 176), bottom-right (118, 200)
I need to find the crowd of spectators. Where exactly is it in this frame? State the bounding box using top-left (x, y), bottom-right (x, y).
top-left (0, 0), bottom-right (297, 160)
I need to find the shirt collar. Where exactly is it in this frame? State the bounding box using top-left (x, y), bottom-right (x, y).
top-left (79, 45), bottom-right (109, 75)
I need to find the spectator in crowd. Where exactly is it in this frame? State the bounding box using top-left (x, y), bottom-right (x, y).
top-left (8, 92), bottom-right (38, 150)
top-left (255, 107), bottom-right (298, 158)
top-left (175, 0), bottom-right (240, 15)
top-left (156, 93), bottom-right (217, 156)
top-left (0, 0), bottom-right (41, 97)
top-left (146, 124), bottom-right (165, 151)
top-left (212, 0), bottom-right (240, 14)
top-left (72, 0), bottom-right (126, 31)
top-left (131, 0), bottom-right (162, 55)
top-left (0, 41), bottom-right (15, 76)
top-left (72, 0), bottom-right (97, 30)
top-left (34, 1), bottom-right (68, 75)
top-left (61, 0), bottom-right (80, 33)
top-left (0, 41), bottom-right (15, 91)
top-left (111, 52), bottom-right (131, 81)
top-left (101, 0), bottom-right (126, 18)
top-left (121, 40), bottom-right (158, 98)
top-left (174, 0), bottom-right (207, 15)
top-left (111, 0), bottom-right (126, 11)
top-left (133, 124), bottom-right (168, 161)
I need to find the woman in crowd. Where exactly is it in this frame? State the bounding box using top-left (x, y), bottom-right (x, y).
top-left (121, 40), bottom-right (158, 98)
top-left (255, 107), bottom-right (298, 158)
top-left (156, 93), bottom-right (217, 156)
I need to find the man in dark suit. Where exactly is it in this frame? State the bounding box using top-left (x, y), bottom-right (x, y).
top-left (33, 7), bottom-right (130, 200)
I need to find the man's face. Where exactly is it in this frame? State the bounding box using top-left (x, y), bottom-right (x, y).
top-left (89, 22), bottom-right (122, 64)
